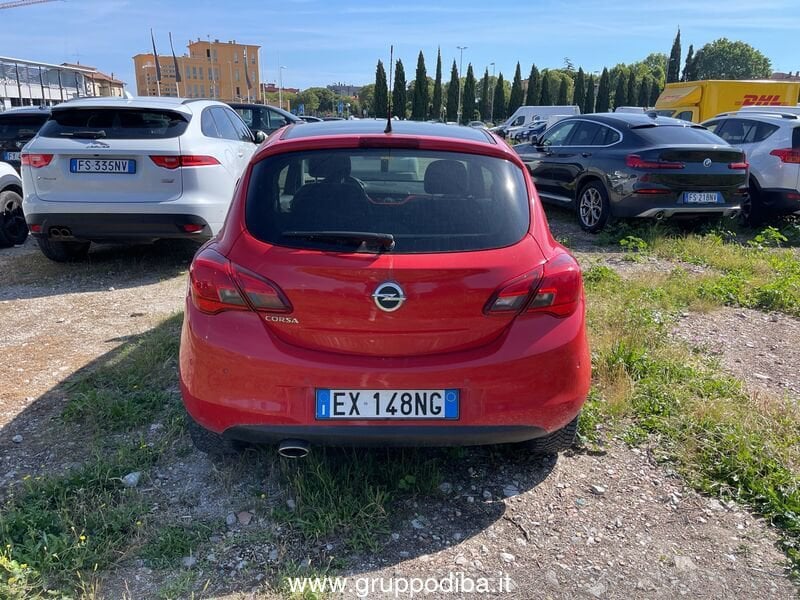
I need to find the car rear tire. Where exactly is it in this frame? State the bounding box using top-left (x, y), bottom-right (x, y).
top-left (741, 180), bottom-right (765, 227)
top-left (35, 237), bottom-right (91, 262)
top-left (522, 415), bottom-right (579, 455)
top-left (577, 182), bottom-right (611, 233)
top-left (186, 416), bottom-right (248, 457)
top-left (0, 190), bottom-right (28, 248)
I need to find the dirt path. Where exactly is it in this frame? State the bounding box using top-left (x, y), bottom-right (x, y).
top-left (0, 236), bottom-right (797, 599)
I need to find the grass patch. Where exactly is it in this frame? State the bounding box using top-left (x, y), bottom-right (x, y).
top-left (139, 523), bottom-right (213, 568)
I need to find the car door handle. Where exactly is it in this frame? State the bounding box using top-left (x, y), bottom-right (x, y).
top-left (581, 152), bottom-right (592, 158)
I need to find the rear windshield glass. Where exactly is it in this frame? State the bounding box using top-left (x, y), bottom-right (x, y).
top-left (0, 114), bottom-right (48, 141)
top-left (39, 108), bottom-right (189, 139)
top-left (633, 125), bottom-right (726, 145)
top-left (245, 149), bottom-right (530, 254)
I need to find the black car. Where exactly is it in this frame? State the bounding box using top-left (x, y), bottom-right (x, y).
top-left (227, 102), bottom-right (301, 136)
top-left (0, 106), bottom-right (51, 173)
top-left (514, 113), bottom-right (748, 232)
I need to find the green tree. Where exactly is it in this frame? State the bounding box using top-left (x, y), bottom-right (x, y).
top-left (461, 64), bottom-right (476, 124)
top-left (693, 38), bottom-right (772, 80)
top-left (613, 70), bottom-right (627, 109)
top-left (596, 68), bottom-right (611, 112)
top-left (667, 29), bottom-right (681, 83)
top-left (357, 84), bottom-right (374, 116)
top-left (638, 76), bottom-right (651, 107)
top-left (557, 77), bottom-right (569, 105)
top-left (573, 68), bottom-right (586, 112)
top-left (374, 60), bottom-right (388, 118)
top-left (681, 44), bottom-right (694, 81)
top-left (525, 64), bottom-right (541, 106)
top-left (539, 70), bottom-right (552, 105)
top-left (295, 89), bottom-right (320, 114)
top-left (430, 48), bottom-right (443, 120)
top-left (492, 72), bottom-right (506, 121)
top-left (411, 51), bottom-right (429, 120)
top-left (649, 79), bottom-right (662, 107)
top-left (478, 68), bottom-right (490, 121)
top-left (392, 59), bottom-right (407, 119)
top-left (584, 74), bottom-right (595, 113)
top-left (445, 60), bottom-right (459, 122)
top-left (508, 62), bottom-right (524, 115)
top-left (626, 71), bottom-right (637, 106)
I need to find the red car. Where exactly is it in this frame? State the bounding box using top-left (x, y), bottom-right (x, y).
top-left (179, 120), bottom-right (590, 458)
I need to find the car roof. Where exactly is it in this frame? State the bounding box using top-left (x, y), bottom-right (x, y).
top-left (570, 112), bottom-right (699, 129)
top-left (52, 96), bottom-right (227, 115)
top-left (705, 110), bottom-right (800, 124)
top-left (0, 106), bottom-right (51, 116)
top-left (227, 102), bottom-right (299, 120)
top-left (281, 119), bottom-right (496, 143)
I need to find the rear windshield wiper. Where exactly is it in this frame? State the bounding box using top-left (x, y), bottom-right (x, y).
top-left (59, 130), bottom-right (107, 139)
top-left (282, 230), bottom-right (395, 252)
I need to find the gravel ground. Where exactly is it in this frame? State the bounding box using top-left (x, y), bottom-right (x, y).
top-left (0, 233), bottom-right (797, 599)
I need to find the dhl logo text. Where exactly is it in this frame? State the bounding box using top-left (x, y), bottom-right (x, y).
top-left (737, 94), bottom-right (783, 106)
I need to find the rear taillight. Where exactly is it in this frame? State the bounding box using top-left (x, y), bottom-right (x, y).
top-left (626, 154), bottom-right (684, 170)
top-left (770, 148), bottom-right (800, 164)
top-left (485, 253), bottom-right (583, 318)
top-left (189, 248), bottom-right (291, 315)
top-left (21, 153), bottom-right (53, 168)
top-left (150, 155), bottom-right (220, 169)
top-left (729, 153), bottom-right (749, 170)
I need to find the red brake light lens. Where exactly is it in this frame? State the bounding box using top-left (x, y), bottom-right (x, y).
top-left (231, 267), bottom-right (293, 313)
top-left (485, 268), bottom-right (544, 314)
top-left (526, 253), bottom-right (583, 317)
top-left (21, 153), bottom-right (53, 168)
top-left (626, 154), bottom-right (685, 170)
top-left (150, 155), bottom-right (220, 169)
top-left (770, 148), bottom-right (800, 164)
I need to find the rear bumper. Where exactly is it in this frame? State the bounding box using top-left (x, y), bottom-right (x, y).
top-left (612, 192), bottom-right (742, 219)
top-left (26, 212), bottom-right (212, 242)
top-left (758, 188), bottom-right (800, 214)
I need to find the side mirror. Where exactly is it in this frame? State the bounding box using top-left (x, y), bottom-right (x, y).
top-left (528, 135), bottom-right (539, 146)
top-left (253, 130), bottom-right (268, 144)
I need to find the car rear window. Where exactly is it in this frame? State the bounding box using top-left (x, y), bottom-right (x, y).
top-left (39, 108), bottom-right (189, 139)
top-left (793, 127), bottom-right (800, 149)
top-left (0, 114), bottom-right (48, 140)
top-left (245, 149), bottom-right (530, 253)
top-left (633, 125), bottom-right (726, 145)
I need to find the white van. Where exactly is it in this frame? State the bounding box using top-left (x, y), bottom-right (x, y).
top-left (502, 105), bottom-right (580, 138)
top-left (614, 106), bottom-right (646, 114)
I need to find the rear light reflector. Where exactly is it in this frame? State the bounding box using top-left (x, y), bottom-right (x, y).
top-left (485, 268), bottom-right (544, 314)
top-left (635, 188), bottom-right (669, 195)
top-left (526, 253), bottom-right (583, 317)
top-left (182, 223), bottom-right (204, 233)
top-left (728, 161), bottom-right (749, 170)
top-left (769, 148), bottom-right (800, 164)
top-left (30, 224), bottom-right (42, 233)
top-left (735, 187), bottom-right (749, 196)
top-left (787, 192), bottom-right (800, 201)
top-left (189, 248), bottom-right (291, 315)
top-left (150, 155), bottom-right (220, 169)
top-left (626, 154), bottom-right (684, 170)
top-left (21, 153), bottom-right (53, 168)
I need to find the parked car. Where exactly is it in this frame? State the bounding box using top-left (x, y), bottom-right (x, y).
top-left (228, 102), bottom-right (301, 136)
top-left (510, 120), bottom-right (547, 143)
top-left (703, 109), bottom-right (800, 222)
top-left (501, 105), bottom-right (581, 139)
top-left (0, 161), bottom-right (26, 247)
top-left (468, 120), bottom-right (488, 128)
top-left (514, 113), bottom-right (748, 232)
top-left (22, 97), bottom-right (264, 261)
top-left (180, 120), bottom-right (590, 457)
top-left (299, 115), bottom-right (323, 123)
top-left (0, 106), bottom-right (51, 173)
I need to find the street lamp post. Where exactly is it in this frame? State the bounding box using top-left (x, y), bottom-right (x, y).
top-left (456, 45), bottom-right (467, 124)
top-left (279, 65), bottom-right (286, 111)
top-left (489, 62), bottom-right (495, 121)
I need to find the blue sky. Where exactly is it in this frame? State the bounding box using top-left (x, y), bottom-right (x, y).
top-left (1, 0), bottom-right (798, 92)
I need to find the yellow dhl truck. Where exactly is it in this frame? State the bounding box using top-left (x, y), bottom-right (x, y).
top-left (654, 80), bottom-right (800, 123)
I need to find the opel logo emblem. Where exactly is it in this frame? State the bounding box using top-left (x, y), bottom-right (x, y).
top-left (372, 282), bottom-right (406, 312)
top-left (703, 158), bottom-right (712, 168)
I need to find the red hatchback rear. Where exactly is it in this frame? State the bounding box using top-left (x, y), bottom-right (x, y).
top-left (179, 120), bottom-right (590, 457)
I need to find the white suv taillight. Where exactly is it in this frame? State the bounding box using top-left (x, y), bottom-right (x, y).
top-left (150, 155), bottom-right (220, 169)
top-left (769, 148), bottom-right (800, 164)
top-left (21, 153), bottom-right (53, 168)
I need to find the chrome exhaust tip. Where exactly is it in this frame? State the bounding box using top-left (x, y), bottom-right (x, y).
top-left (277, 439), bottom-right (310, 459)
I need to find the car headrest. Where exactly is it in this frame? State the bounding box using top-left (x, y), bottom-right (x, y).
top-left (423, 159), bottom-right (468, 195)
top-left (308, 154), bottom-right (351, 180)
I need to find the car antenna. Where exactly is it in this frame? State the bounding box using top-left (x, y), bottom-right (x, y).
top-left (385, 45), bottom-right (393, 134)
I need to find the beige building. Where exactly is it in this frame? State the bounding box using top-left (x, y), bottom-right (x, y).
top-left (61, 63), bottom-right (125, 98)
top-left (133, 38), bottom-right (261, 102)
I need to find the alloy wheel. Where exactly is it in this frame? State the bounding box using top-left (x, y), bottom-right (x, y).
top-left (579, 187), bottom-right (603, 228)
top-left (1, 194), bottom-right (28, 245)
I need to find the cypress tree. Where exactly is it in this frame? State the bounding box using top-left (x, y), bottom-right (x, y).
top-left (626, 71), bottom-right (637, 106)
top-left (638, 76), bottom-right (651, 107)
top-left (445, 60), bottom-right (459, 122)
top-left (595, 68), bottom-right (611, 112)
top-left (613, 71), bottom-right (627, 109)
top-left (539, 70), bottom-right (552, 105)
top-left (374, 60), bottom-right (388, 118)
top-left (573, 68), bottom-right (585, 111)
top-left (478, 68), bottom-right (490, 121)
top-left (650, 80), bottom-right (662, 107)
top-left (508, 62), bottom-right (524, 115)
top-left (525, 64), bottom-right (540, 106)
top-left (462, 64), bottom-right (476, 124)
top-left (584, 74), bottom-right (595, 113)
top-left (411, 51), bottom-right (428, 120)
top-left (430, 48), bottom-right (443, 120)
top-left (557, 77), bottom-right (569, 105)
top-left (667, 29), bottom-right (681, 83)
top-left (681, 44), bottom-right (694, 81)
top-left (492, 72), bottom-right (506, 122)
top-left (392, 59), bottom-right (407, 119)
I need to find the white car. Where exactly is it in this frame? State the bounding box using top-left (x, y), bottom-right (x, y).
top-left (703, 109), bottom-right (800, 223)
top-left (21, 97), bottom-right (263, 261)
top-left (0, 161), bottom-right (26, 247)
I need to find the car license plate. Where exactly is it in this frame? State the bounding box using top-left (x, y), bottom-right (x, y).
top-left (3, 151), bottom-right (20, 162)
top-left (683, 191), bottom-right (720, 204)
top-left (70, 158), bottom-right (136, 174)
top-left (315, 389), bottom-right (459, 420)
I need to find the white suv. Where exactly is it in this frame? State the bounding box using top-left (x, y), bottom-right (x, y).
top-left (703, 109), bottom-right (800, 223)
top-left (22, 97), bottom-right (264, 261)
